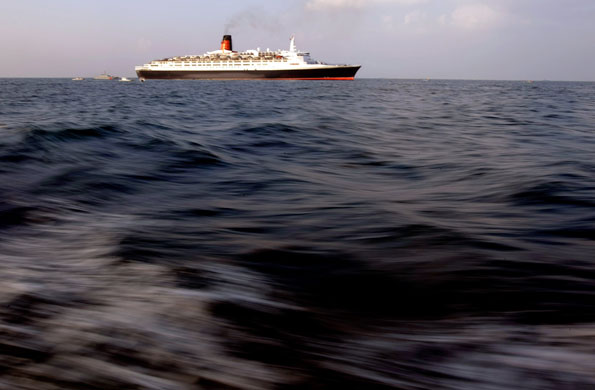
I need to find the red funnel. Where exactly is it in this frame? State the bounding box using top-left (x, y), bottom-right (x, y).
top-left (220, 35), bottom-right (232, 51)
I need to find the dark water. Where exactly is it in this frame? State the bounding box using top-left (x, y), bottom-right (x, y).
top-left (1, 78), bottom-right (595, 389)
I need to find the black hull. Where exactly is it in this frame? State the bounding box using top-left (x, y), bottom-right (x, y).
top-left (136, 66), bottom-right (360, 80)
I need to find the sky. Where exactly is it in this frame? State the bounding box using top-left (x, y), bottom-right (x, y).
top-left (1, 0), bottom-right (594, 80)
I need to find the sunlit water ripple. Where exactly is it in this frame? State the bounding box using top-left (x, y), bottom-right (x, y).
top-left (1, 78), bottom-right (595, 389)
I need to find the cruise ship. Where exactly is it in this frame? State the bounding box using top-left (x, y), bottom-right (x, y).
top-left (135, 35), bottom-right (360, 81)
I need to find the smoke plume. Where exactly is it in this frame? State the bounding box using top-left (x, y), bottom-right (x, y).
top-left (224, 8), bottom-right (282, 35)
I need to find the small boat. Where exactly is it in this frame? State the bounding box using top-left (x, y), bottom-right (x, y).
top-left (94, 73), bottom-right (115, 80)
top-left (119, 77), bottom-right (132, 82)
top-left (72, 77), bottom-right (84, 81)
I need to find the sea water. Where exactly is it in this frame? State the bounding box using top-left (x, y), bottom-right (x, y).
top-left (1, 78), bottom-right (595, 389)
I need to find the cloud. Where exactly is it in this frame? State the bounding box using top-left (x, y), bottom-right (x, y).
top-left (446, 4), bottom-right (502, 30)
top-left (404, 10), bottom-right (427, 25)
top-left (382, 15), bottom-right (395, 31)
top-left (305, 0), bottom-right (427, 11)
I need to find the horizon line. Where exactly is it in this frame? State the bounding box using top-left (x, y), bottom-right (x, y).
top-left (1, 76), bottom-right (594, 83)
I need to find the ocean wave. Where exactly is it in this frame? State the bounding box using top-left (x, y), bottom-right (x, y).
top-left (1, 78), bottom-right (595, 389)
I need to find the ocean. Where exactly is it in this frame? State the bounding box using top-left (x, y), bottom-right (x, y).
top-left (1, 78), bottom-right (595, 389)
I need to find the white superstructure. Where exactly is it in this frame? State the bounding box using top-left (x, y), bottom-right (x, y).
top-left (137, 37), bottom-right (327, 72)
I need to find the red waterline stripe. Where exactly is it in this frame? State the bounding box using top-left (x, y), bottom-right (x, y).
top-left (274, 77), bottom-right (355, 80)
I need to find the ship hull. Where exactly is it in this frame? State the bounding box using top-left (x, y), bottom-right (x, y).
top-left (136, 66), bottom-right (360, 80)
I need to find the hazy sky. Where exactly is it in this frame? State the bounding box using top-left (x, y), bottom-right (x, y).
top-left (1, 0), bottom-right (594, 80)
